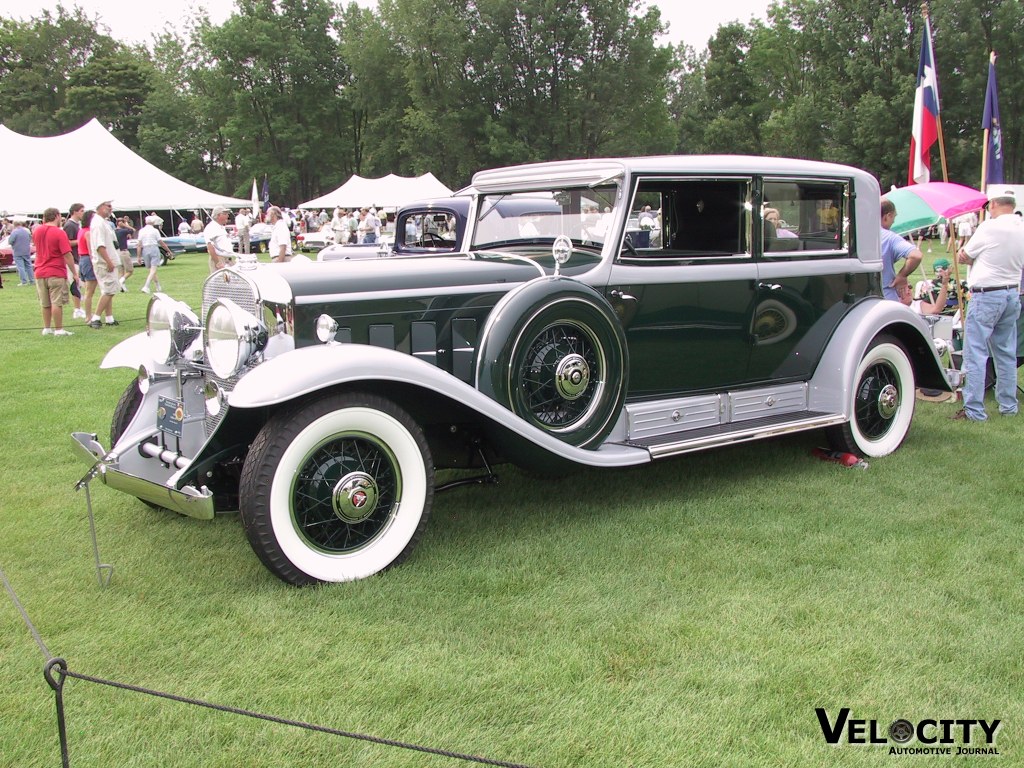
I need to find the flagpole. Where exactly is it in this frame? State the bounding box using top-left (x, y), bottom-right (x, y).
top-left (979, 51), bottom-right (996, 196)
top-left (922, 5), bottom-right (950, 183)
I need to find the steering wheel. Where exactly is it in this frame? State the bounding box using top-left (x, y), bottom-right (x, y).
top-left (419, 232), bottom-right (449, 247)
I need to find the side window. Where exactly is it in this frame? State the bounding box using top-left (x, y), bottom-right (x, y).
top-left (399, 211), bottom-right (457, 250)
top-left (627, 179), bottom-right (750, 258)
top-left (762, 180), bottom-right (849, 256)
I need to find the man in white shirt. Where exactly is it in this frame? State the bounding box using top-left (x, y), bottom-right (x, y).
top-left (234, 208), bottom-right (252, 254)
top-left (88, 200), bottom-right (120, 328)
top-left (267, 206), bottom-right (293, 263)
top-left (205, 206), bottom-right (236, 272)
top-left (954, 190), bottom-right (1024, 421)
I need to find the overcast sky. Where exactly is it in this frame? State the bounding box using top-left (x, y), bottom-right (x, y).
top-left (0, 0), bottom-right (771, 51)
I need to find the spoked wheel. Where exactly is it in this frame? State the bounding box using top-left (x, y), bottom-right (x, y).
top-left (503, 298), bottom-right (626, 447)
top-left (239, 392), bottom-right (433, 585)
top-left (517, 321), bottom-right (604, 429)
top-left (826, 335), bottom-right (915, 457)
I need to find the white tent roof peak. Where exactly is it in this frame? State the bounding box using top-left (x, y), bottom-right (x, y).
top-left (0, 118), bottom-right (249, 213)
top-left (299, 172), bottom-right (453, 210)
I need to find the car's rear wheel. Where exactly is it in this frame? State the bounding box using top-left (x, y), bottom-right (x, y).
top-left (826, 335), bottom-right (915, 457)
top-left (239, 392), bottom-right (433, 586)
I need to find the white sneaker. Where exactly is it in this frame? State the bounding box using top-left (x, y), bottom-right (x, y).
top-left (42, 328), bottom-right (54, 335)
top-left (141, 285), bottom-right (151, 294)
top-left (53, 329), bottom-right (74, 336)
top-left (72, 308), bottom-right (87, 320)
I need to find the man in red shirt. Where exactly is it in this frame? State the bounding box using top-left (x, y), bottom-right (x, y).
top-left (32, 207), bottom-right (80, 336)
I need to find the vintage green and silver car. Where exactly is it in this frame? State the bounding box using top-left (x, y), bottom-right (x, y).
top-left (73, 156), bottom-right (953, 585)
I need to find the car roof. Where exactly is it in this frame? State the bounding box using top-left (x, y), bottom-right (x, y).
top-left (470, 155), bottom-right (876, 193)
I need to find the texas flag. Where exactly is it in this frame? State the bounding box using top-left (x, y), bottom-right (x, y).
top-left (908, 17), bottom-right (939, 185)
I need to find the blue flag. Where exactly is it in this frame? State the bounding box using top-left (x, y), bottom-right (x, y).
top-left (261, 175), bottom-right (270, 212)
top-left (983, 54), bottom-right (1003, 187)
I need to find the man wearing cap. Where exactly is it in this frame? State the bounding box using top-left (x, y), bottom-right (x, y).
top-left (954, 190), bottom-right (1024, 421)
top-left (205, 207), bottom-right (235, 272)
top-left (880, 197), bottom-right (923, 300)
top-left (88, 200), bottom-right (121, 328)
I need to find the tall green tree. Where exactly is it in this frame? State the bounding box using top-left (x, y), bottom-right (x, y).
top-left (137, 30), bottom-right (221, 190)
top-left (196, 0), bottom-right (352, 203)
top-left (0, 5), bottom-right (118, 135)
top-left (58, 48), bottom-right (154, 149)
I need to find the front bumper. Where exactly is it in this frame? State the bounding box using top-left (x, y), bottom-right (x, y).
top-left (71, 432), bottom-right (215, 520)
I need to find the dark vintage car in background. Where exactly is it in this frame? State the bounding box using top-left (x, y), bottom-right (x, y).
top-left (73, 156), bottom-right (953, 586)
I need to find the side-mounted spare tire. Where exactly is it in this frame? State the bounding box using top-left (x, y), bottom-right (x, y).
top-left (477, 279), bottom-right (628, 448)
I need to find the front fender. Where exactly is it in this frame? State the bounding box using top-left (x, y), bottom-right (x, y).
top-left (227, 344), bottom-right (648, 469)
top-left (99, 331), bottom-right (176, 374)
top-left (809, 298), bottom-right (951, 416)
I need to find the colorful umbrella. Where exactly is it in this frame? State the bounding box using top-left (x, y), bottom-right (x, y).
top-left (886, 182), bottom-right (987, 235)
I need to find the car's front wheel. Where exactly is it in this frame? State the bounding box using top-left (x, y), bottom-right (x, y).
top-left (239, 392), bottom-right (434, 585)
top-left (111, 379), bottom-right (163, 510)
top-left (826, 335), bottom-right (915, 457)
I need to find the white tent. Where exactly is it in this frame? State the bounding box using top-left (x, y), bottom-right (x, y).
top-left (299, 172), bottom-right (453, 210)
top-left (0, 119), bottom-right (249, 214)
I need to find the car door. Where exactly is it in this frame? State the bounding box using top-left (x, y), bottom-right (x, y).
top-left (604, 176), bottom-right (758, 397)
top-left (749, 177), bottom-right (873, 383)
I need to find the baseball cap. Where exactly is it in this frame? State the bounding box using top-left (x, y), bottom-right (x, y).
top-left (985, 189), bottom-right (1016, 207)
top-left (211, 205), bottom-right (230, 217)
top-left (932, 257), bottom-right (951, 271)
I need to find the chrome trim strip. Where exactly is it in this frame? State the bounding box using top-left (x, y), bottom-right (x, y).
top-left (71, 432), bottom-right (215, 520)
top-left (646, 413), bottom-right (846, 458)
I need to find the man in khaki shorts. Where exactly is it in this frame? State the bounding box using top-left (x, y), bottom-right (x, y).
top-left (87, 200), bottom-right (121, 328)
top-left (31, 207), bottom-right (79, 336)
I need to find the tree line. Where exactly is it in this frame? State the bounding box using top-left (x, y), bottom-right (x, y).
top-left (0, 0), bottom-right (1018, 206)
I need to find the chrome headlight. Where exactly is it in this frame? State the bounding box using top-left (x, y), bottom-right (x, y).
top-left (204, 298), bottom-right (268, 379)
top-left (147, 293), bottom-right (201, 364)
top-left (315, 314), bottom-right (338, 343)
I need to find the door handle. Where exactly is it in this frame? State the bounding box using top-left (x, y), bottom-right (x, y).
top-left (610, 289), bottom-right (636, 302)
top-left (758, 282), bottom-right (782, 291)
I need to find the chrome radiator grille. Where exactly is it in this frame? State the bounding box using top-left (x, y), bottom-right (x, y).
top-left (202, 271), bottom-right (260, 436)
top-left (202, 270), bottom-right (260, 319)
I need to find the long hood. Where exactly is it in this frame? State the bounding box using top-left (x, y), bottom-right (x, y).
top-left (259, 253), bottom-right (547, 301)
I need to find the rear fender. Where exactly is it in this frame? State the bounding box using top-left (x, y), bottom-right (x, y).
top-left (810, 298), bottom-right (951, 416)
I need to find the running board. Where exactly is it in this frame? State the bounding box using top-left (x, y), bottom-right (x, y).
top-left (622, 411), bottom-right (846, 459)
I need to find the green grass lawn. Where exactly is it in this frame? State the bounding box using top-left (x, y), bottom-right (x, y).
top-left (1, 256), bottom-right (1021, 766)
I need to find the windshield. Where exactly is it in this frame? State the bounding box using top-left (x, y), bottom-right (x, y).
top-left (471, 185), bottom-right (619, 250)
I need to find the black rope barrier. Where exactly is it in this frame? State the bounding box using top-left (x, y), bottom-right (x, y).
top-left (0, 315), bottom-right (147, 333)
top-left (2, 565), bottom-right (537, 768)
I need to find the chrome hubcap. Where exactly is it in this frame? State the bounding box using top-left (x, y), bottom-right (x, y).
top-left (877, 384), bottom-right (899, 420)
top-left (555, 354), bottom-right (590, 400)
top-left (332, 472), bottom-right (379, 524)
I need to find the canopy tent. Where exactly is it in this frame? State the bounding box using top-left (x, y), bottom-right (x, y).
top-left (299, 172), bottom-right (453, 210)
top-left (0, 119), bottom-right (249, 214)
